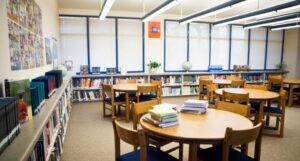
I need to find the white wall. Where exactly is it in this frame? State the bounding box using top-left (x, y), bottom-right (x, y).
top-left (0, 0), bottom-right (60, 95)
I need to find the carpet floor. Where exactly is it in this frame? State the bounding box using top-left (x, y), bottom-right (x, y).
top-left (62, 96), bottom-right (300, 161)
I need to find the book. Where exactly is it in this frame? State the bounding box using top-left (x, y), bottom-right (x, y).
top-left (143, 116), bottom-right (179, 128)
top-left (148, 108), bottom-right (177, 118)
top-left (151, 115), bottom-right (178, 123)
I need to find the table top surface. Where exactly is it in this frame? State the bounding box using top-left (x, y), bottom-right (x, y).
top-left (215, 88), bottom-right (279, 100)
top-left (113, 83), bottom-right (153, 92)
top-left (283, 79), bottom-right (300, 85)
top-left (140, 109), bottom-right (253, 142)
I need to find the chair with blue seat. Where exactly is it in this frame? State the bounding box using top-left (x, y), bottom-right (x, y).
top-left (198, 122), bottom-right (263, 161)
top-left (150, 80), bottom-right (163, 103)
top-left (263, 90), bottom-right (287, 137)
top-left (199, 79), bottom-right (213, 100)
top-left (216, 101), bottom-right (250, 118)
top-left (244, 84), bottom-right (268, 111)
top-left (102, 84), bottom-right (126, 118)
top-left (136, 84), bottom-right (159, 103)
top-left (112, 118), bottom-right (178, 161)
top-left (117, 79), bottom-right (137, 98)
top-left (207, 84), bottom-right (218, 108)
top-left (268, 75), bottom-right (283, 93)
top-left (231, 80), bottom-right (245, 88)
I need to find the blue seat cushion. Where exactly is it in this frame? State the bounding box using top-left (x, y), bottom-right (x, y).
top-left (209, 100), bottom-right (216, 105)
top-left (264, 106), bottom-right (283, 114)
top-left (117, 146), bottom-right (178, 161)
top-left (104, 96), bottom-right (126, 103)
top-left (269, 86), bottom-right (281, 93)
top-left (198, 146), bottom-right (254, 161)
top-left (250, 101), bottom-right (261, 110)
top-left (200, 90), bottom-right (207, 95)
top-left (119, 92), bottom-right (136, 97)
top-left (250, 108), bottom-right (257, 115)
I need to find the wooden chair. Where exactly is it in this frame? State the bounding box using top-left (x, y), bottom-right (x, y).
top-left (199, 79), bottom-right (213, 99)
top-left (207, 84), bottom-right (218, 108)
top-left (198, 123), bottom-right (263, 161)
top-left (117, 79), bottom-right (137, 84)
top-left (151, 80), bottom-right (163, 103)
top-left (222, 90), bottom-right (250, 105)
top-left (263, 90), bottom-right (287, 137)
top-left (199, 75), bottom-right (211, 80)
top-left (216, 101), bottom-right (250, 118)
top-left (112, 118), bottom-right (178, 161)
top-left (136, 84), bottom-right (159, 103)
top-left (231, 80), bottom-right (245, 88)
top-left (132, 100), bottom-right (183, 160)
top-left (268, 75), bottom-right (283, 93)
top-left (226, 75), bottom-right (242, 81)
top-left (102, 84), bottom-right (126, 117)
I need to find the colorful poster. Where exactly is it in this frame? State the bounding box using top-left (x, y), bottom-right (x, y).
top-left (19, 26), bottom-right (30, 69)
top-left (28, 32), bottom-right (35, 68)
top-left (45, 38), bottom-right (52, 65)
top-left (35, 36), bottom-right (45, 67)
top-left (6, 0), bottom-right (19, 23)
top-left (52, 38), bottom-right (58, 68)
top-left (19, 0), bottom-right (27, 27)
top-left (26, 0), bottom-right (34, 32)
top-left (8, 20), bottom-right (21, 70)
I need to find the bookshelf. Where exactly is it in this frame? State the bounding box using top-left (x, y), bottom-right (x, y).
top-left (71, 71), bottom-right (287, 102)
top-left (0, 76), bottom-right (72, 161)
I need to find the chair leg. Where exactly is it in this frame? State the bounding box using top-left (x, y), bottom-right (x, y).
top-left (266, 116), bottom-right (270, 126)
top-left (117, 105), bottom-right (121, 115)
top-left (280, 116), bottom-right (285, 137)
top-left (103, 102), bottom-right (106, 117)
top-left (275, 117), bottom-right (280, 130)
top-left (179, 143), bottom-right (183, 161)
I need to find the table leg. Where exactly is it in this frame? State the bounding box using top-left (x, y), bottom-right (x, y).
top-left (188, 142), bottom-right (198, 161)
top-left (255, 101), bottom-right (265, 125)
top-left (288, 84), bottom-right (294, 107)
top-left (125, 92), bottom-right (130, 123)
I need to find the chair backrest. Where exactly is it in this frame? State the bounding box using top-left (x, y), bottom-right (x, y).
top-left (278, 90), bottom-right (287, 113)
top-left (231, 80), bottom-right (245, 88)
top-left (222, 123), bottom-right (263, 161)
top-left (102, 84), bottom-right (114, 99)
top-left (133, 99), bottom-right (159, 130)
top-left (268, 75), bottom-right (283, 90)
top-left (136, 85), bottom-right (159, 102)
top-left (112, 118), bottom-right (147, 161)
top-left (199, 79), bottom-right (213, 93)
top-left (216, 101), bottom-right (250, 117)
top-left (222, 90), bottom-right (250, 105)
top-left (226, 75), bottom-right (242, 81)
top-left (117, 79), bottom-right (137, 84)
top-left (150, 80), bottom-right (162, 102)
top-left (207, 84), bottom-right (218, 101)
top-left (199, 75), bottom-right (211, 80)
top-left (244, 84), bottom-right (268, 91)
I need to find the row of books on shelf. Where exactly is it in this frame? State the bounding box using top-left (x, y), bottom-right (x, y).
top-left (73, 90), bottom-right (102, 102)
top-left (27, 89), bottom-right (71, 161)
top-left (242, 74), bottom-right (264, 82)
top-left (73, 78), bottom-right (111, 89)
top-left (162, 87), bottom-right (181, 96)
top-left (182, 86), bottom-right (199, 95)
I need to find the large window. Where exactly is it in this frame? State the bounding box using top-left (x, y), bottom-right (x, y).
top-left (230, 25), bottom-right (249, 69)
top-left (249, 28), bottom-right (267, 70)
top-left (165, 21), bottom-right (187, 71)
top-left (266, 29), bottom-right (283, 69)
top-left (60, 17), bottom-right (87, 73)
top-left (211, 25), bottom-right (230, 70)
top-left (189, 23), bottom-right (210, 71)
top-left (118, 19), bottom-right (144, 73)
top-left (89, 18), bottom-right (116, 72)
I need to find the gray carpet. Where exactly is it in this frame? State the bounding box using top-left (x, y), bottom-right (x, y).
top-left (61, 97), bottom-right (300, 161)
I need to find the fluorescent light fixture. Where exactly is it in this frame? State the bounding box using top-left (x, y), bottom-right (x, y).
top-left (213, 1), bottom-right (300, 27)
top-left (180, 0), bottom-right (253, 25)
top-left (271, 22), bottom-right (300, 31)
top-left (277, 4), bottom-right (300, 13)
top-left (99, 0), bottom-right (115, 20)
top-left (231, 0), bottom-right (257, 8)
top-left (244, 12), bottom-right (300, 29)
top-left (142, 0), bottom-right (180, 22)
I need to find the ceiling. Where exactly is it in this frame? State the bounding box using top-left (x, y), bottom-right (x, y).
top-left (58, 0), bottom-right (298, 18)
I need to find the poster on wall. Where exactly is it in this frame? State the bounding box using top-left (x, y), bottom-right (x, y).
top-left (6, 0), bottom-right (19, 23)
top-left (35, 36), bottom-right (45, 67)
top-left (26, 0), bottom-right (34, 32)
top-left (19, 0), bottom-right (27, 27)
top-left (28, 32), bottom-right (36, 68)
top-left (19, 26), bottom-right (30, 69)
top-left (52, 38), bottom-right (58, 68)
top-left (8, 20), bottom-right (21, 70)
top-left (45, 38), bottom-right (53, 65)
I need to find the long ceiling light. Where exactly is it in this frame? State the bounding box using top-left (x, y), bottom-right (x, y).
top-left (179, 0), bottom-right (256, 25)
top-left (270, 22), bottom-right (300, 31)
top-left (244, 12), bottom-right (300, 29)
top-left (213, 0), bottom-right (300, 27)
top-left (142, 0), bottom-right (181, 22)
top-left (99, 0), bottom-right (116, 20)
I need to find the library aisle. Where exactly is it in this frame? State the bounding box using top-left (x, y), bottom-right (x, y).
top-left (61, 97), bottom-right (300, 161)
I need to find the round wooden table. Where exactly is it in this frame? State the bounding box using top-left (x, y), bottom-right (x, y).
top-left (141, 109), bottom-right (253, 161)
top-left (215, 88), bottom-right (279, 123)
top-left (283, 79), bottom-right (300, 106)
top-left (113, 83), bottom-right (153, 122)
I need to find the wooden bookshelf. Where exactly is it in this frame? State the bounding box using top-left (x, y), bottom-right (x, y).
top-left (72, 71), bottom-right (287, 102)
top-left (0, 76), bottom-right (72, 161)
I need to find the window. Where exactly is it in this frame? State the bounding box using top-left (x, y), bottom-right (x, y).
top-left (211, 25), bottom-right (230, 70)
top-left (249, 28), bottom-right (267, 70)
top-left (60, 17), bottom-right (87, 73)
top-left (189, 23), bottom-right (210, 71)
top-left (266, 29), bottom-right (283, 69)
top-left (89, 18), bottom-right (116, 72)
top-left (230, 25), bottom-right (249, 69)
top-left (165, 21), bottom-right (187, 71)
top-left (117, 19), bottom-right (144, 73)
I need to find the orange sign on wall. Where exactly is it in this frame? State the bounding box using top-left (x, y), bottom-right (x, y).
top-left (148, 21), bottom-right (161, 38)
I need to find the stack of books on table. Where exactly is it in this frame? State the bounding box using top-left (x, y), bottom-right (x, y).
top-left (181, 99), bottom-right (208, 114)
top-left (143, 105), bottom-right (179, 128)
